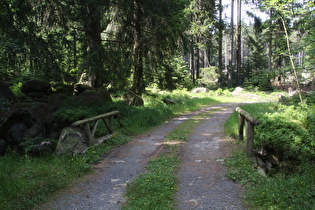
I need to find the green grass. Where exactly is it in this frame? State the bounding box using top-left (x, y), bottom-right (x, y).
top-left (224, 102), bottom-right (279, 139)
top-left (123, 107), bottom-right (220, 209)
top-left (1, 89), bottom-right (272, 209)
top-left (122, 146), bottom-right (180, 210)
top-left (0, 153), bottom-right (92, 209)
top-left (246, 164), bottom-right (315, 209)
top-left (0, 134), bottom-right (129, 210)
top-left (224, 102), bottom-right (315, 210)
top-left (166, 108), bottom-right (220, 141)
top-left (225, 145), bottom-right (262, 185)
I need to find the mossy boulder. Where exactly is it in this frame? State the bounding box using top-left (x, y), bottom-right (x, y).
top-left (55, 126), bottom-right (88, 155)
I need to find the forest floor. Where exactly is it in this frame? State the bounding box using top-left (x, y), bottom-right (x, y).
top-left (38, 102), bottom-right (251, 210)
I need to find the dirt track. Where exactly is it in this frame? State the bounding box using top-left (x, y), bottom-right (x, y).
top-left (39, 103), bottom-right (246, 210)
top-left (176, 104), bottom-right (244, 209)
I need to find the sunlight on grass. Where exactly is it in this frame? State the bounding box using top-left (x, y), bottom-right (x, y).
top-left (224, 102), bottom-right (315, 209)
top-left (123, 107), bottom-right (221, 209)
top-left (0, 89), bottom-right (274, 209)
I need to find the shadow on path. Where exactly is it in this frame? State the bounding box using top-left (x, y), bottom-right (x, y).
top-left (39, 103), bottom-right (245, 210)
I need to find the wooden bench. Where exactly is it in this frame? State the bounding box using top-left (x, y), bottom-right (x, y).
top-left (71, 111), bottom-right (123, 146)
top-left (235, 107), bottom-right (259, 157)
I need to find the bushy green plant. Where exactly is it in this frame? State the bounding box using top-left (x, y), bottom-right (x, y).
top-left (245, 163), bottom-right (315, 209)
top-left (225, 147), bottom-right (262, 185)
top-left (225, 103), bottom-right (315, 209)
top-left (10, 82), bottom-right (25, 98)
top-left (53, 106), bottom-right (96, 125)
top-left (208, 88), bottom-right (232, 96)
top-left (0, 153), bottom-right (92, 210)
top-left (198, 66), bottom-right (219, 89)
top-left (255, 104), bottom-right (315, 160)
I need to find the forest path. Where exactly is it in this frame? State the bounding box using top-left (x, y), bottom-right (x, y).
top-left (39, 103), bottom-right (247, 210)
top-left (176, 104), bottom-right (245, 209)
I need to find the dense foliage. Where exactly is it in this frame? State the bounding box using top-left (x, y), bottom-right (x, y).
top-left (0, 90), bottom-right (239, 209)
top-left (225, 100), bottom-right (315, 209)
top-left (256, 104), bottom-right (315, 160)
top-left (1, 0), bottom-right (314, 94)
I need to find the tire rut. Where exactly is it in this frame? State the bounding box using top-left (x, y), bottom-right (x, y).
top-left (176, 104), bottom-right (245, 210)
top-left (38, 103), bottom-right (244, 210)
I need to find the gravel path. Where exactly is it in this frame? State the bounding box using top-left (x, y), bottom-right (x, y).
top-left (176, 104), bottom-right (245, 210)
top-left (39, 103), bottom-right (245, 210)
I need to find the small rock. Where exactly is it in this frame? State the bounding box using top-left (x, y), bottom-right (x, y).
top-left (232, 87), bottom-right (244, 96)
top-left (255, 157), bottom-right (265, 168)
top-left (267, 154), bottom-right (280, 165)
top-left (31, 141), bottom-right (52, 156)
top-left (265, 160), bottom-right (273, 172)
top-left (192, 87), bottom-right (209, 93)
top-left (5, 122), bottom-right (28, 145)
top-left (257, 168), bottom-right (267, 177)
top-left (254, 147), bottom-right (267, 157)
top-left (216, 158), bottom-right (225, 163)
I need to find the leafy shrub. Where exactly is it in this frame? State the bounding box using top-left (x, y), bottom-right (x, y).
top-left (255, 105), bottom-right (315, 160)
top-left (245, 163), bottom-right (315, 209)
top-left (208, 88), bottom-right (232, 96)
top-left (10, 82), bottom-right (25, 99)
top-left (225, 103), bottom-right (315, 209)
top-left (198, 66), bottom-right (219, 89)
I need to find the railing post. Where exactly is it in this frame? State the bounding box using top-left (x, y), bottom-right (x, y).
top-left (91, 120), bottom-right (99, 138)
top-left (238, 113), bottom-right (245, 141)
top-left (109, 116), bottom-right (113, 133)
top-left (84, 123), bottom-right (92, 146)
top-left (235, 107), bottom-right (259, 157)
top-left (103, 118), bottom-right (113, 134)
top-left (245, 120), bottom-right (255, 157)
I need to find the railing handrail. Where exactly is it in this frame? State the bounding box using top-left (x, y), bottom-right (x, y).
top-left (235, 107), bottom-right (259, 125)
top-left (71, 111), bottom-right (120, 126)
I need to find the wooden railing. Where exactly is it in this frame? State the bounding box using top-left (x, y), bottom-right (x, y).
top-left (235, 107), bottom-right (259, 157)
top-left (71, 111), bottom-right (123, 146)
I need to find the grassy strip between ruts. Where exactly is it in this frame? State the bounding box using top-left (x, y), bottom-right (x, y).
top-left (122, 108), bottom-right (220, 210)
top-left (0, 94), bottom-right (231, 210)
top-left (1, 89), bottom-right (271, 209)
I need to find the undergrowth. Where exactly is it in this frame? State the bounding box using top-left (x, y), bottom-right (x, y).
top-left (0, 152), bottom-right (92, 209)
top-left (123, 147), bottom-right (180, 210)
top-left (224, 102), bottom-right (315, 209)
top-left (0, 89), bottom-right (275, 209)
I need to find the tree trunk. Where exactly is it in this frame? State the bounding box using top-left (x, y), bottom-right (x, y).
top-left (190, 39), bottom-right (196, 84)
top-left (224, 34), bottom-right (228, 83)
top-left (164, 65), bottom-right (175, 91)
top-left (85, 2), bottom-right (104, 88)
top-left (218, 0), bottom-right (223, 86)
top-left (131, 0), bottom-right (144, 95)
top-left (236, 0), bottom-right (241, 86)
top-left (268, 10), bottom-right (273, 72)
top-left (228, 0), bottom-right (234, 88)
top-left (73, 30), bottom-right (78, 69)
top-left (196, 40), bottom-right (200, 79)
